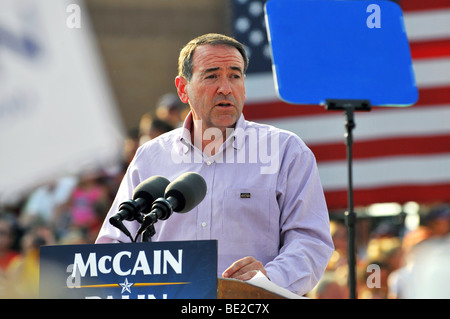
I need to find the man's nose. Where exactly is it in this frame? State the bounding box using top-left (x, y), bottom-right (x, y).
top-left (217, 78), bottom-right (232, 95)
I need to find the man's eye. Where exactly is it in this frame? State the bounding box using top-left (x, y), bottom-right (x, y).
top-left (205, 74), bottom-right (217, 79)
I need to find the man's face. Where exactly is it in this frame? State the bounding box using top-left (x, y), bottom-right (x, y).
top-left (176, 44), bottom-right (246, 134)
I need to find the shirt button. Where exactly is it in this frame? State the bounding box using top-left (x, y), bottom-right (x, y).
top-left (201, 222), bottom-right (207, 228)
top-left (206, 160), bottom-right (212, 166)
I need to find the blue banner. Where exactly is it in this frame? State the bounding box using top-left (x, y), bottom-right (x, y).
top-left (39, 240), bottom-right (217, 299)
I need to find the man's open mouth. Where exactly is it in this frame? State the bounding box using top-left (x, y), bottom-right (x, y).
top-left (216, 102), bottom-right (233, 107)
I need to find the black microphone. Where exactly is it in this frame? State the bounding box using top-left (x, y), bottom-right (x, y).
top-left (135, 172), bottom-right (207, 239)
top-left (109, 175), bottom-right (170, 240)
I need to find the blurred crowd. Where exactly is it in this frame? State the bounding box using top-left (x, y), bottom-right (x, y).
top-left (307, 203), bottom-right (450, 299)
top-left (1, 92), bottom-right (449, 298)
top-left (0, 93), bottom-right (188, 298)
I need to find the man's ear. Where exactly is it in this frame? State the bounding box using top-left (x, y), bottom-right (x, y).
top-left (175, 76), bottom-right (189, 104)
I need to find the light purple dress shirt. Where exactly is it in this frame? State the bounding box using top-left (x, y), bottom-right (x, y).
top-left (96, 113), bottom-right (334, 295)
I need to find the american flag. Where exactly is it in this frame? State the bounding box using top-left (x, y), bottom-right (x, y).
top-left (232, 0), bottom-right (450, 210)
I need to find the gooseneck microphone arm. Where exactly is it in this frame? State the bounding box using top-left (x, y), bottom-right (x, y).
top-left (108, 175), bottom-right (170, 242)
top-left (135, 196), bottom-right (179, 241)
top-left (109, 198), bottom-right (146, 242)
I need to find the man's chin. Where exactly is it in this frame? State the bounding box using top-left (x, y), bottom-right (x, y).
top-left (212, 117), bottom-right (238, 130)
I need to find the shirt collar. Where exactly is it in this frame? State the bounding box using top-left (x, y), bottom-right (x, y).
top-left (176, 111), bottom-right (246, 154)
top-left (231, 113), bottom-right (246, 151)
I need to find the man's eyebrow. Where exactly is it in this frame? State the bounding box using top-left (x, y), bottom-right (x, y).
top-left (201, 67), bottom-right (220, 76)
top-left (201, 66), bottom-right (243, 76)
top-left (230, 66), bottom-right (243, 74)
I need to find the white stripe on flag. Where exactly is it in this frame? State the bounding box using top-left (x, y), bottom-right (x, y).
top-left (404, 9), bottom-right (450, 41)
top-left (413, 58), bottom-right (450, 87)
top-left (318, 153), bottom-right (450, 191)
top-left (245, 72), bottom-right (278, 102)
top-left (256, 105), bottom-right (450, 145)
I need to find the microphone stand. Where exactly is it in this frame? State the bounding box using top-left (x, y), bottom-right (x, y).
top-left (142, 225), bottom-right (156, 242)
top-left (325, 99), bottom-right (371, 299)
top-left (109, 210), bottom-right (155, 243)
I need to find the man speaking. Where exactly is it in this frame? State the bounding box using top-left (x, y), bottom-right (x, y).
top-left (96, 33), bottom-right (334, 296)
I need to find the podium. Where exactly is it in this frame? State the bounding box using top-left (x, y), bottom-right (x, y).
top-left (39, 240), bottom-right (288, 299)
top-left (217, 278), bottom-right (285, 299)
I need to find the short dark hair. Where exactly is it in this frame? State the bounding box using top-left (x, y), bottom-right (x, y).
top-left (177, 33), bottom-right (249, 81)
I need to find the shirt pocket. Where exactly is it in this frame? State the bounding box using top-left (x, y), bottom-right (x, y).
top-left (222, 188), bottom-right (272, 242)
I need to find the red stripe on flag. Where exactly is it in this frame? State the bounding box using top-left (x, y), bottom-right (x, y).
top-left (410, 39), bottom-right (450, 60)
top-left (325, 183), bottom-right (450, 209)
top-left (243, 86), bottom-right (450, 120)
top-left (399, 0), bottom-right (450, 12)
top-left (311, 134), bottom-right (450, 162)
top-left (243, 101), bottom-right (324, 120)
top-left (414, 86), bottom-right (450, 106)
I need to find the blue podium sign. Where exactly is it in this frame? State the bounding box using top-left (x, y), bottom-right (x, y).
top-left (39, 240), bottom-right (217, 299)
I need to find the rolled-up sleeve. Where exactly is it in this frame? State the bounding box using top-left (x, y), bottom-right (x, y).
top-left (265, 142), bottom-right (334, 295)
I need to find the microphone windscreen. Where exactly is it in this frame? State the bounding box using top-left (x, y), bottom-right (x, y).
top-left (165, 172), bottom-right (207, 213)
top-left (133, 175), bottom-right (170, 213)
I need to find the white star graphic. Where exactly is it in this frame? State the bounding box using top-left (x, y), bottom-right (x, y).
top-left (119, 278), bottom-right (134, 294)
